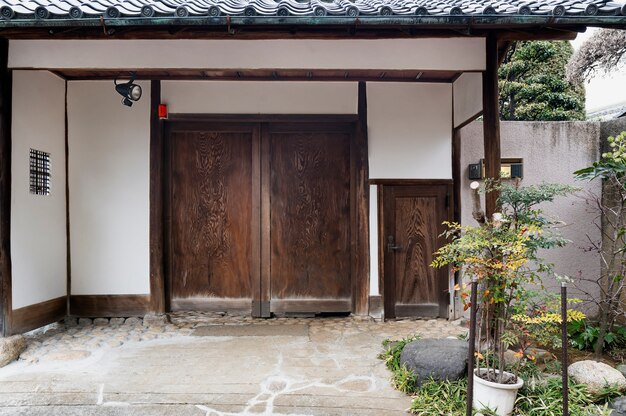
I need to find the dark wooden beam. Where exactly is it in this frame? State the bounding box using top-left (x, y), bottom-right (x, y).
top-left (149, 80), bottom-right (166, 314)
top-left (43, 68), bottom-right (461, 83)
top-left (0, 39), bottom-right (11, 336)
top-left (452, 128), bottom-right (462, 223)
top-left (65, 80), bottom-right (71, 317)
top-left (353, 81), bottom-right (370, 316)
top-left (70, 295), bottom-right (150, 317)
top-left (482, 33), bottom-right (502, 219)
top-left (11, 297), bottom-right (66, 335)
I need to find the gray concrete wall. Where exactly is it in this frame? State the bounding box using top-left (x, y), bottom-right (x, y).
top-left (459, 121), bottom-right (604, 307)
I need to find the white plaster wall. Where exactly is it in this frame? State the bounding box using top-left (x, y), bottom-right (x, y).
top-left (9, 39), bottom-right (486, 72)
top-left (453, 72), bottom-right (482, 128)
top-left (67, 81), bottom-right (150, 295)
top-left (368, 82), bottom-right (453, 179)
top-left (11, 70), bottom-right (67, 309)
top-left (162, 81), bottom-right (357, 114)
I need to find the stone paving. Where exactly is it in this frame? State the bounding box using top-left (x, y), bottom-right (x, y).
top-left (0, 313), bottom-right (467, 415)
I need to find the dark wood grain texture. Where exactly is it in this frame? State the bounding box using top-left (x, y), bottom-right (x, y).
top-left (483, 33), bottom-right (502, 218)
top-left (353, 82), bottom-right (370, 316)
top-left (65, 80), bottom-right (71, 316)
top-left (11, 297), bottom-right (66, 334)
top-left (383, 185), bottom-right (451, 319)
top-left (149, 80), bottom-right (166, 313)
top-left (269, 123), bottom-right (352, 313)
top-left (70, 295), bottom-right (150, 317)
top-left (260, 123), bottom-right (271, 317)
top-left (0, 39), bottom-right (11, 336)
top-left (169, 124), bottom-right (257, 311)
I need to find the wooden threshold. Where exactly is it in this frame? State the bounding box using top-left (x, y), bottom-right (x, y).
top-left (70, 295), bottom-right (150, 317)
top-left (270, 299), bottom-right (352, 314)
top-left (11, 296), bottom-right (66, 334)
top-left (170, 298), bottom-right (252, 313)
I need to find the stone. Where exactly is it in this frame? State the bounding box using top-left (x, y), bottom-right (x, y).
top-left (503, 349), bottom-right (522, 367)
top-left (63, 317), bottom-right (78, 327)
top-left (568, 360), bottom-right (626, 394)
top-left (399, 338), bottom-right (468, 386)
top-left (78, 318), bottom-right (92, 326)
top-left (109, 318), bottom-right (125, 326)
top-left (123, 317), bottom-right (142, 326)
top-left (143, 314), bottom-right (170, 327)
top-left (617, 364), bottom-right (626, 378)
top-left (610, 396), bottom-right (626, 416)
top-left (0, 335), bottom-right (26, 367)
top-left (93, 318), bottom-right (109, 326)
top-left (524, 347), bottom-right (555, 365)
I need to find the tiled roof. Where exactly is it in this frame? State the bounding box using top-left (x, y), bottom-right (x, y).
top-left (0, 0), bottom-right (624, 20)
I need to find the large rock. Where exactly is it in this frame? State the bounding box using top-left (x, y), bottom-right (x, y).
top-left (399, 338), bottom-right (468, 386)
top-left (0, 335), bottom-right (26, 368)
top-left (610, 396), bottom-right (626, 416)
top-left (568, 360), bottom-right (626, 394)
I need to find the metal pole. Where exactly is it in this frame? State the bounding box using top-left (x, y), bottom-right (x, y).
top-left (561, 281), bottom-right (569, 416)
top-left (466, 277), bottom-right (479, 416)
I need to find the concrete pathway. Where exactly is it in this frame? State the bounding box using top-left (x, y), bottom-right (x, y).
top-left (0, 314), bottom-right (467, 415)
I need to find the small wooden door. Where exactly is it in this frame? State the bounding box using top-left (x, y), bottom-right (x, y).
top-left (167, 123), bottom-right (260, 312)
top-left (383, 184), bottom-right (451, 319)
top-left (267, 123), bottom-right (352, 314)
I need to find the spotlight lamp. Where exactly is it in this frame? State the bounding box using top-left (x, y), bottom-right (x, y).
top-left (114, 73), bottom-right (142, 107)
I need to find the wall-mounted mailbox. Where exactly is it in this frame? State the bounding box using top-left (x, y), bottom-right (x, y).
top-left (468, 158), bottom-right (523, 180)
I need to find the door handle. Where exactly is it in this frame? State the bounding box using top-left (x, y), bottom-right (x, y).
top-left (387, 235), bottom-right (402, 253)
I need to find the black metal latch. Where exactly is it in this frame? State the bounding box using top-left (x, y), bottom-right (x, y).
top-left (387, 235), bottom-right (402, 253)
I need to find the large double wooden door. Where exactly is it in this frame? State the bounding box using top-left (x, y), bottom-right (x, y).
top-left (166, 120), bottom-right (353, 316)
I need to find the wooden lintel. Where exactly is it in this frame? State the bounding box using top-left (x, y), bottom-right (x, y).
top-left (497, 28), bottom-right (581, 41)
top-left (0, 39), bottom-right (11, 336)
top-left (482, 33), bottom-right (501, 219)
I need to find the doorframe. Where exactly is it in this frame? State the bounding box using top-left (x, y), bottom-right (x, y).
top-left (372, 179), bottom-right (453, 320)
top-left (151, 112), bottom-right (370, 316)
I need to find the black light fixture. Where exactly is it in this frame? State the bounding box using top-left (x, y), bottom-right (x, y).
top-left (114, 73), bottom-right (142, 107)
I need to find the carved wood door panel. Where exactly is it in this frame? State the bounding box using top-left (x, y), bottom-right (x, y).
top-left (168, 123), bottom-right (260, 312)
top-left (267, 124), bottom-right (352, 314)
top-left (383, 184), bottom-right (450, 319)
top-left (166, 120), bottom-right (354, 316)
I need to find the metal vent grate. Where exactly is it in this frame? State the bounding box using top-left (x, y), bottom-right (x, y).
top-left (29, 148), bottom-right (50, 196)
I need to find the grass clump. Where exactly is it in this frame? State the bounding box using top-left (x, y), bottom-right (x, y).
top-left (379, 334), bottom-right (420, 393)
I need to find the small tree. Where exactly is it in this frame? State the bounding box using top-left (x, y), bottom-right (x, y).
top-left (432, 181), bottom-right (574, 382)
top-left (574, 131), bottom-right (626, 358)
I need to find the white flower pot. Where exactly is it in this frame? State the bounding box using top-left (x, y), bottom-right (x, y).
top-left (473, 369), bottom-right (524, 416)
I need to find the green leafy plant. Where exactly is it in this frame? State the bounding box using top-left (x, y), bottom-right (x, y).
top-left (568, 320), bottom-right (626, 351)
top-left (432, 181), bottom-right (573, 385)
top-left (379, 334), bottom-right (421, 394)
top-left (511, 292), bottom-right (586, 350)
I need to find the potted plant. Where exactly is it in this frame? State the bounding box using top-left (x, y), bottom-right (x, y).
top-left (432, 180), bottom-right (574, 416)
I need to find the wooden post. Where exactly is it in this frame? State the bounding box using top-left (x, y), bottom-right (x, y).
top-left (149, 80), bottom-right (166, 314)
top-left (0, 39), bottom-right (11, 336)
top-left (353, 81), bottom-right (370, 316)
top-left (482, 33), bottom-right (502, 219)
